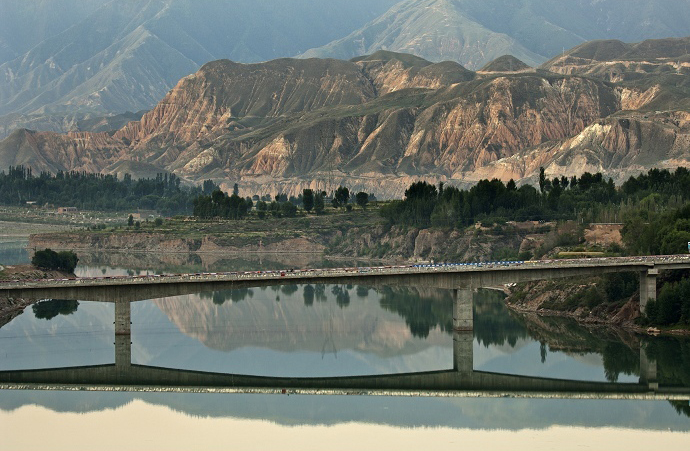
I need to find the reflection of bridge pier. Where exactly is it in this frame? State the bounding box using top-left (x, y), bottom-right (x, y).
top-left (115, 334), bottom-right (131, 370)
top-left (114, 300), bottom-right (131, 335)
top-left (114, 301), bottom-right (132, 370)
top-left (640, 342), bottom-right (658, 391)
top-left (453, 288), bottom-right (474, 331)
top-left (453, 331), bottom-right (473, 373)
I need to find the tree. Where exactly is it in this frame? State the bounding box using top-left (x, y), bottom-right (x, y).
top-left (303, 189), bottom-right (314, 212)
top-left (127, 214), bottom-right (134, 227)
top-left (334, 186), bottom-right (350, 207)
top-left (202, 179), bottom-right (217, 195)
top-left (314, 193), bottom-right (325, 215)
top-left (280, 201), bottom-right (297, 217)
top-left (355, 192), bottom-right (369, 209)
top-left (233, 183), bottom-right (239, 196)
top-left (256, 200), bottom-right (267, 219)
top-left (32, 249), bottom-right (79, 273)
top-left (539, 167), bottom-right (546, 194)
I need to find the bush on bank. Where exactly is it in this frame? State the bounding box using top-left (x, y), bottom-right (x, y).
top-left (31, 249), bottom-right (79, 273)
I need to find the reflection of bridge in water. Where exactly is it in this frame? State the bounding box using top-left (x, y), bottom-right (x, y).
top-left (0, 285), bottom-right (688, 400)
top-left (0, 330), bottom-right (684, 400)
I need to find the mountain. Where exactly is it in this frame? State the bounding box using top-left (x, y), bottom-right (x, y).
top-left (3, 0), bottom-right (690, 141)
top-left (301, 0), bottom-right (690, 69)
top-left (2, 37), bottom-right (690, 197)
top-left (480, 56), bottom-right (531, 73)
top-left (0, 0), bottom-right (399, 137)
top-left (0, 0), bottom-right (110, 66)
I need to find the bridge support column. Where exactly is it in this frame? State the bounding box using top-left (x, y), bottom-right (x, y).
top-left (114, 300), bottom-right (131, 336)
top-left (639, 269), bottom-right (658, 314)
top-left (453, 331), bottom-right (473, 373)
top-left (639, 342), bottom-right (658, 391)
top-left (453, 288), bottom-right (473, 331)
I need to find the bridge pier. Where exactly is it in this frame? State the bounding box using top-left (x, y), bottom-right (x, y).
top-left (453, 331), bottom-right (473, 373)
top-left (639, 269), bottom-right (658, 314)
top-left (639, 343), bottom-right (658, 391)
top-left (453, 288), bottom-right (474, 331)
top-left (114, 300), bottom-right (131, 336)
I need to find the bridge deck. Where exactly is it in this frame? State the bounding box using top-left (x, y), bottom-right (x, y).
top-left (2, 255), bottom-right (689, 293)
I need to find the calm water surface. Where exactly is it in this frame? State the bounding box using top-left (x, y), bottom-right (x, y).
top-left (0, 247), bottom-right (688, 449)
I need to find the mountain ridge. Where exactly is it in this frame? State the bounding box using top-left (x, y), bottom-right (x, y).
top-left (5, 38), bottom-right (689, 198)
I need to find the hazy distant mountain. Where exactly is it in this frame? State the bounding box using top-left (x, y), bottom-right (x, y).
top-left (301, 0), bottom-right (690, 69)
top-left (0, 0), bottom-right (110, 65)
top-left (3, 0), bottom-right (690, 139)
top-left (0, 0), bottom-right (398, 136)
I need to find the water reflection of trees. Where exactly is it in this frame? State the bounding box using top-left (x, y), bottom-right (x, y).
top-left (473, 290), bottom-right (530, 347)
top-left (331, 286), bottom-right (350, 308)
top-left (192, 284), bottom-right (685, 387)
top-left (378, 287), bottom-right (454, 338)
top-left (32, 299), bottom-right (79, 320)
top-left (670, 400), bottom-right (690, 418)
top-left (521, 315), bottom-right (640, 382)
top-left (647, 337), bottom-right (690, 387)
top-left (199, 288), bottom-right (254, 305)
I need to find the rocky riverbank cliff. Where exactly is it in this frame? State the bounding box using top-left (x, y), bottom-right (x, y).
top-left (504, 279), bottom-right (642, 329)
top-left (28, 220), bottom-right (545, 263)
top-left (2, 38), bottom-right (690, 197)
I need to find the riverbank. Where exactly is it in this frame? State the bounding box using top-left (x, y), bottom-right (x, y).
top-left (27, 215), bottom-right (558, 263)
top-left (504, 278), bottom-right (690, 336)
top-left (0, 264), bottom-right (75, 327)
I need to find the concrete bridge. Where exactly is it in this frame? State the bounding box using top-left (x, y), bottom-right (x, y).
top-left (2, 255), bottom-right (689, 333)
top-left (2, 258), bottom-right (689, 400)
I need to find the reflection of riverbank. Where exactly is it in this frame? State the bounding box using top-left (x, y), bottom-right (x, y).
top-left (74, 250), bottom-right (379, 275)
top-left (152, 285), bottom-right (450, 359)
top-left (0, 221), bottom-right (72, 238)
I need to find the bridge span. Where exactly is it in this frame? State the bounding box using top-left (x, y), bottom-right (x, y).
top-left (2, 255), bottom-right (689, 333)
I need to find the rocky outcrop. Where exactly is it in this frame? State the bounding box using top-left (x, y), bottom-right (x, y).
top-left (505, 278), bottom-right (641, 328)
top-left (328, 224), bottom-right (526, 262)
top-left (2, 45), bottom-right (690, 198)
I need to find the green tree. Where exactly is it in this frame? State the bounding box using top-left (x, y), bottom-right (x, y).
top-left (280, 201), bottom-right (297, 217)
top-left (127, 214), bottom-right (134, 227)
top-left (314, 193), bottom-right (325, 215)
top-left (333, 186), bottom-right (350, 208)
top-left (355, 191), bottom-right (369, 209)
top-left (32, 249), bottom-right (79, 273)
top-left (303, 189), bottom-right (314, 212)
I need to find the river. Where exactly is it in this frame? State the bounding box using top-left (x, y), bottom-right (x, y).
top-left (0, 242), bottom-right (688, 450)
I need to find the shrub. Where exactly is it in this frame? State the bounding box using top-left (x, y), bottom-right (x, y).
top-left (32, 249), bottom-right (79, 273)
